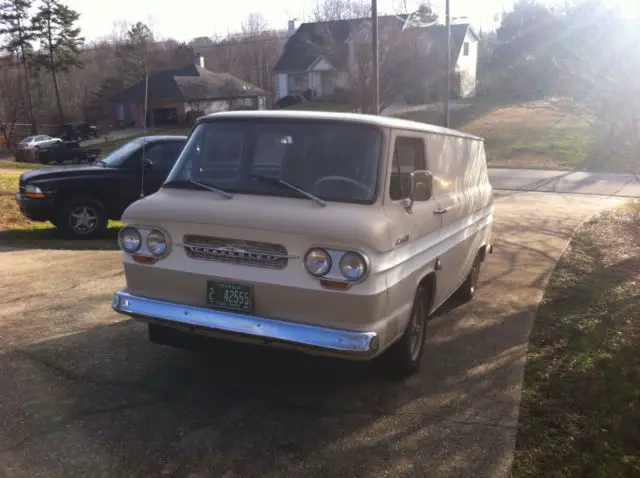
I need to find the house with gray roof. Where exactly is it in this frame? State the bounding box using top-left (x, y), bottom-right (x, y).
top-left (273, 16), bottom-right (479, 102)
top-left (114, 55), bottom-right (270, 127)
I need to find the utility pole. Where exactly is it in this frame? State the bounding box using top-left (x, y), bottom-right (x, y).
top-left (371, 0), bottom-right (379, 115)
top-left (444, 0), bottom-right (451, 128)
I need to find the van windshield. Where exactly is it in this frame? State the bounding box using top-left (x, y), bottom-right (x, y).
top-left (164, 119), bottom-right (382, 204)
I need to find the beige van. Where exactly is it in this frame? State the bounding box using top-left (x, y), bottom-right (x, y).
top-left (112, 110), bottom-right (493, 376)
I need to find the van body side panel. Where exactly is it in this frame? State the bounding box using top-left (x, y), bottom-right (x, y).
top-left (429, 135), bottom-right (493, 307)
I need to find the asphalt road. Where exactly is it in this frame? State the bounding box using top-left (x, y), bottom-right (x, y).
top-left (0, 188), bottom-right (625, 477)
top-left (79, 128), bottom-right (143, 148)
top-left (489, 168), bottom-right (640, 197)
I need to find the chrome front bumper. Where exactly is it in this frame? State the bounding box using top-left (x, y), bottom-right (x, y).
top-left (112, 290), bottom-right (379, 357)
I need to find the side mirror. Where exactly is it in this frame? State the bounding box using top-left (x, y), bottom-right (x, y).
top-left (405, 170), bottom-right (433, 213)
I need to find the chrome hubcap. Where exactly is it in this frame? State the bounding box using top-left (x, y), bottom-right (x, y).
top-left (69, 206), bottom-right (98, 234)
top-left (408, 298), bottom-right (425, 360)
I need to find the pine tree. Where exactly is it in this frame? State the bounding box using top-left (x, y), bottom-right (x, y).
top-left (0, 0), bottom-right (36, 132)
top-left (31, 0), bottom-right (83, 123)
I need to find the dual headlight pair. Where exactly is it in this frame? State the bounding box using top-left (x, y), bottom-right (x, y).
top-left (118, 227), bottom-right (168, 257)
top-left (304, 248), bottom-right (368, 282)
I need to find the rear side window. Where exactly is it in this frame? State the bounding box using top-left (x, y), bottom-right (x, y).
top-left (389, 136), bottom-right (426, 201)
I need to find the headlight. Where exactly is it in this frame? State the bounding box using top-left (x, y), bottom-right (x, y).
top-left (25, 184), bottom-right (42, 194)
top-left (147, 230), bottom-right (168, 256)
top-left (118, 227), bottom-right (141, 253)
top-left (339, 251), bottom-right (367, 281)
top-left (24, 184), bottom-right (44, 198)
top-left (304, 248), bottom-right (332, 277)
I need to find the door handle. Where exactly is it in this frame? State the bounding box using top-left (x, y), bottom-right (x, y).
top-left (434, 208), bottom-right (449, 215)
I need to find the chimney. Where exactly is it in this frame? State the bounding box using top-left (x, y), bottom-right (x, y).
top-left (287, 19), bottom-right (297, 36)
top-left (195, 53), bottom-right (205, 68)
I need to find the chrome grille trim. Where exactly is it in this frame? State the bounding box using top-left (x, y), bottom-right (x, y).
top-left (180, 235), bottom-right (295, 270)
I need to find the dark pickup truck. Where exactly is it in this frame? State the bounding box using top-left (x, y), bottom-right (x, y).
top-left (15, 135), bottom-right (187, 239)
top-left (37, 141), bottom-right (102, 164)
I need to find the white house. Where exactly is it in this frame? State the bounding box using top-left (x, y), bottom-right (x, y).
top-left (273, 16), bottom-right (479, 101)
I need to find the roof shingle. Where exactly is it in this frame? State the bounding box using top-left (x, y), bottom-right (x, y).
top-left (114, 64), bottom-right (269, 103)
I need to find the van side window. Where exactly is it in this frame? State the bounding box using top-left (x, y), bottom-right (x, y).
top-left (390, 136), bottom-right (426, 201)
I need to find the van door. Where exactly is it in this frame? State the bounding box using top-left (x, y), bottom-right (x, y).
top-left (431, 136), bottom-right (479, 304)
top-left (384, 133), bottom-right (447, 314)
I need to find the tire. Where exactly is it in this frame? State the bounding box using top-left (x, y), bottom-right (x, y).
top-left (56, 196), bottom-right (108, 239)
top-left (455, 253), bottom-right (482, 302)
top-left (379, 285), bottom-right (430, 378)
top-left (71, 155), bottom-right (81, 164)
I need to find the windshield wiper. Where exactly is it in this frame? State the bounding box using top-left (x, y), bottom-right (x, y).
top-left (251, 174), bottom-right (326, 207)
top-left (164, 179), bottom-right (233, 199)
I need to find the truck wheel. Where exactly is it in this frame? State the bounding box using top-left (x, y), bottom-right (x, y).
top-left (56, 197), bottom-right (108, 239)
top-left (379, 285), bottom-right (430, 378)
top-left (71, 155), bottom-right (81, 164)
top-left (455, 253), bottom-right (482, 302)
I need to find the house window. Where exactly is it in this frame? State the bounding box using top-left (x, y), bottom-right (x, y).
top-left (463, 42), bottom-right (470, 56)
top-left (389, 136), bottom-right (426, 201)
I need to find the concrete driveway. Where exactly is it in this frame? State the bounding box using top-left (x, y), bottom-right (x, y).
top-left (0, 188), bottom-right (626, 477)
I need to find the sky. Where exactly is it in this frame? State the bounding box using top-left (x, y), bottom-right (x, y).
top-left (66, 0), bottom-right (633, 44)
top-left (66, 0), bottom-right (512, 43)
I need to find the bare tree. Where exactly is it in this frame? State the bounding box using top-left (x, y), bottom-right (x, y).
top-left (311, 0), bottom-right (371, 21)
top-left (0, 62), bottom-right (25, 148)
top-left (195, 13), bottom-right (285, 97)
top-left (315, 16), bottom-right (419, 112)
top-left (220, 78), bottom-right (243, 108)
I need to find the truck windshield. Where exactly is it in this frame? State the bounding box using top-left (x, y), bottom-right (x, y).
top-left (164, 119), bottom-right (382, 204)
top-left (99, 139), bottom-right (143, 167)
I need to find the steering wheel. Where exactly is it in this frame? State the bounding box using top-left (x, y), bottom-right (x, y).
top-left (312, 176), bottom-right (372, 196)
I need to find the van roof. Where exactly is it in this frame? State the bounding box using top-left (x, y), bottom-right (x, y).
top-left (197, 110), bottom-right (484, 141)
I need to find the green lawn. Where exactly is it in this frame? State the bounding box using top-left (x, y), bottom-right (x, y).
top-left (0, 159), bottom-right (45, 170)
top-left (512, 201), bottom-right (640, 477)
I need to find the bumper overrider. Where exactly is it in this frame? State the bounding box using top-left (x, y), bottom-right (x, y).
top-left (112, 290), bottom-right (380, 358)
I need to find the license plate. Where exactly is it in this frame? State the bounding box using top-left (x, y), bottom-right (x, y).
top-left (206, 280), bottom-right (252, 312)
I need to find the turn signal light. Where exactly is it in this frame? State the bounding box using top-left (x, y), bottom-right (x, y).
top-left (132, 254), bottom-right (157, 265)
top-left (319, 279), bottom-right (351, 290)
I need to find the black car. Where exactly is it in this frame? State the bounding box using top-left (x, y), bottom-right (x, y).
top-left (15, 135), bottom-right (187, 239)
top-left (59, 122), bottom-right (101, 142)
top-left (36, 141), bottom-right (102, 164)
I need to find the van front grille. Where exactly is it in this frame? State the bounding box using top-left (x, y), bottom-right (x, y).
top-left (182, 235), bottom-right (290, 270)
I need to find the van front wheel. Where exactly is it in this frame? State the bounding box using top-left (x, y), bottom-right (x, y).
top-left (379, 286), bottom-right (429, 378)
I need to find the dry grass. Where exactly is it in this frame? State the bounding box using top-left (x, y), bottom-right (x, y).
top-left (462, 101), bottom-right (595, 168)
top-left (395, 98), bottom-right (638, 171)
top-left (512, 200), bottom-right (640, 477)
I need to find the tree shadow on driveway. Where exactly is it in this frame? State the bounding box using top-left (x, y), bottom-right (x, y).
top-left (0, 191), bottom-right (616, 478)
top-left (0, 286), bottom-right (530, 478)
